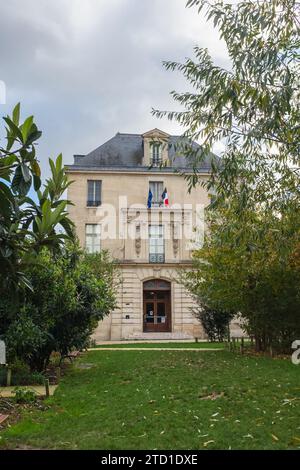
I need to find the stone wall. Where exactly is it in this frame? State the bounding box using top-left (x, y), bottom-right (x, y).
top-left (92, 264), bottom-right (204, 342)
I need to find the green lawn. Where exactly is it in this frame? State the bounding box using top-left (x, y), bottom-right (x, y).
top-left (1, 350), bottom-right (299, 450)
top-left (90, 341), bottom-right (225, 349)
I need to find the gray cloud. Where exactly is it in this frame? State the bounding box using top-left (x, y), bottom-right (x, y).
top-left (0, 0), bottom-right (229, 177)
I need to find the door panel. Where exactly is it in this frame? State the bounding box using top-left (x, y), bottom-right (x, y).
top-left (145, 302), bottom-right (155, 324)
top-left (143, 290), bottom-right (171, 332)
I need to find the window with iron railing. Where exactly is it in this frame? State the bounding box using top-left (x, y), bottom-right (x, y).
top-left (149, 225), bottom-right (164, 263)
top-left (87, 180), bottom-right (101, 207)
top-left (149, 181), bottom-right (163, 206)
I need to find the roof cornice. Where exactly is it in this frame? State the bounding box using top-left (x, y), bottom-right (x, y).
top-left (64, 165), bottom-right (211, 176)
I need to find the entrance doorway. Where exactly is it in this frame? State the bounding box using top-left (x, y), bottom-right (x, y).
top-left (143, 279), bottom-right (171, 332)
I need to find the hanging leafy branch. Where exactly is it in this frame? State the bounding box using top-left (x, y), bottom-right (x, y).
top-left (0, 103), bottom-right (74, 292)
top-left (153, 0), bottom-right (300, 207)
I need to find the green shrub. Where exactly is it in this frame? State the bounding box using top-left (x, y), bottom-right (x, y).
top-left (194, 306), bottom-right (234, 342)
top-left (13, 387), bottom-right (37, 404)
top-left (2, 246), bottom-right (118, 371)
top-left (0, 360), bottom-right (44, 386)
top-left (5, 316), bottom-right (48, 366)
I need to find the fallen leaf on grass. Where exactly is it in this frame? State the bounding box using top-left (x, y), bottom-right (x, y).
top-left (290, 436), bottom-right (300, 445)
top-left (271, 434), bottom-right (279, 442)
top-left (203, 440), bottom-right (215, 447)
top-left (199, 392), bottom-right (225, 400)
top-left (282, 398), bottom-right (297, 406)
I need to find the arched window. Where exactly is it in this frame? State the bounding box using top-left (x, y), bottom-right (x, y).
top-left (143, 279), bottom-right (170, 290)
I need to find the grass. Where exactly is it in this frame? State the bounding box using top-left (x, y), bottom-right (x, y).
top-left (90, 341), bottom-right (225, 349)
top-left (0, 350), bottom-right (299, 450)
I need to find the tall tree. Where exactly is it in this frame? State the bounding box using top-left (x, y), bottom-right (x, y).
top-left (183, 196), bottom-right (300, 352)
top-left (154, 0), bottom-right (300, 352)
top-left (153, 0), bottom-right (300, 207)
top-left (0, 104), bottom-right (74, 293)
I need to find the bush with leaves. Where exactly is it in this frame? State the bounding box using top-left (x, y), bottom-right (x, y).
top-left (1, 245), bottom-right (118, 371)
top-left (0, 359), bottom-right (44, 386)
top-left (183, 198), bottom-right (300, 353)
top-left (13, 387), bottom-right (37, 404)
top-left (193, 305), bottom-right (233, 342)
top-left (156, 0), bottom-right (300, 354)
top-left (0, 104), bottom-right (118, 370)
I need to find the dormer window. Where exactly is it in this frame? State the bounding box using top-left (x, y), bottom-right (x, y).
top-left (142, 129), bottom-right (170, 167)
top-left (151, 143), bottom-right (162, 166)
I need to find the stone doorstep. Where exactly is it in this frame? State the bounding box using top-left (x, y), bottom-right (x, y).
top-left (0, 385), bottom-right (58, 398)
top-left (96, 339), bottom-right (201, 345)
top-left (126, 332), bottom-right (194, 340)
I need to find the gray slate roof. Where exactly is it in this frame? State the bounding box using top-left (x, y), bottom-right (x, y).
top-left (68, 132), bottom-right (218, 172)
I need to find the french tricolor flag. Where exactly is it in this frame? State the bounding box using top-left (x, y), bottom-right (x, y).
top-left (162, 188), bottom-right (169, 207)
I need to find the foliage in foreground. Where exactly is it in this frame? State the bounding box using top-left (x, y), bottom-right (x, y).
top-left (154, 0), bottom-right (300, 353)
top-left (183, 199), bottom-right (300, 353)
top-left (154, 0), bottom-right (299, 209)
top-left (0, 246), bottom-right (118, 371)
top-left (0, 103), bottom-right (74, 292)
top-left (0, 103), bottom-right (119, 370)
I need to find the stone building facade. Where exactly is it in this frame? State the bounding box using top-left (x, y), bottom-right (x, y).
top-left (66, 128), bottom-right (215, 341)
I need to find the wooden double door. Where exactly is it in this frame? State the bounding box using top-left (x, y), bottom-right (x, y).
top-left (143, 280), bottom-right (171, 332)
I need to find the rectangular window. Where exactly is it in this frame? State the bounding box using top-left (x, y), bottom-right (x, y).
top-left (149, 181), bottom-right (163, 206)
top-left (149, 225), bottom-right (164, 263)
top-left (87, 180), bottom-right (101, 207)
top-left (151, 143), bottom-right (162, 166)
top-left (85, 224), bottom-right (101, 253)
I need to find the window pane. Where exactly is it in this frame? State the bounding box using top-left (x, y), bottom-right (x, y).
top-left (145, 291), bottom-right (155, 299)
top-left (85, 224), bottom-right (101, 253)
top-left (86, 224), bottom-right (94, 234)
top-left (143, 280), bottom-right (156, 289)
top-left (145, 302), bottom-right (155, 323)
top-left (149, 181), bottom-right (163, 204)
top-left (157, 303), bottom-right (166, 317)
top-left (95, 181), bottom-right (101, 203)
top-left (149, 225), bottom-right (164, 262)
top-left (87, 180), bottom-right (101, 206)
top-left (94, 224), bottom-right (101, 234)
top-left (152, 144), bottom-right (161, 165)
top-left (85, 239), bottom-right (93, 253)
top-left (157, 280), bottom-right (170, 289)
top-left (149, 225), bottom-right (163, 238)
top-left (156, 292), bottom-right (166, 299)
top-left (87, 181), bottom-right (94, 203)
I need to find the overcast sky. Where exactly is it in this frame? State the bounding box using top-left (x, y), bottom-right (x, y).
top-left (0, 0), bottom-right (229, 177)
